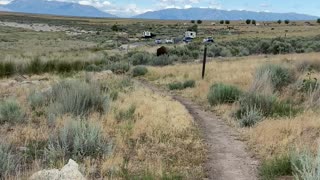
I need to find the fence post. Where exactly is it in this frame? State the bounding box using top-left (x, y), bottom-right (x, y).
top-left (202, 44), bottom-right (207, 79)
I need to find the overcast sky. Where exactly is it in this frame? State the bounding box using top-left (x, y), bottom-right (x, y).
top-left (1, 0), bottom-right (320, 17)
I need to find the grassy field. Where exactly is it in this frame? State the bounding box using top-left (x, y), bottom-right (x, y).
top-left (1, 12), bottom-right (320, 179)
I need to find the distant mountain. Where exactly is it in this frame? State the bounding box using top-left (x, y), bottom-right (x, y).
top-left (2, 0), bottom-right (116, 18)
top-left (0, 6), bottom-right (12, 11)
top-left (133, 8), bottom-right (318, 21)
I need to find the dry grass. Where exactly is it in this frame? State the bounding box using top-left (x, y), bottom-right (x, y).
top-left (0, 72), bottom-right (205, 179)
top-left (145, 52), bottom-right (320, 160)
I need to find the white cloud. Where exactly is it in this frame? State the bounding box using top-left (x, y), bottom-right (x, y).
top-left (0, 0), bottom-right (11, 5)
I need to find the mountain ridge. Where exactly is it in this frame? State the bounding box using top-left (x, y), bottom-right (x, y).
top-left (1, 0), bottom-right (116, 18)
top-left (133, 8), bottom-right (319, 21)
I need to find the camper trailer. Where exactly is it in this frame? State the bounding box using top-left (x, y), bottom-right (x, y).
top-left (185, 31), bottom-right (197, 39)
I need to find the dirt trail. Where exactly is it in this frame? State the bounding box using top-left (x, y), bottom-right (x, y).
top-left (138, 80), bottom-right (259, 180)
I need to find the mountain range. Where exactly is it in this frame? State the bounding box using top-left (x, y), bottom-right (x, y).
top-left (134, 8), bottom-right (319, 21)
top-left (0, 0), bottom-right (116, 18)
top-left (0, 0), bottom-right (318, 20)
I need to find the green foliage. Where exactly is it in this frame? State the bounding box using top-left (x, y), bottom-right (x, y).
top-left (108, 62), bottom-right (130, 74)
top-left (190, 20), bottom-right (195, 24)
top-left (151, 55), bottom-right (173, 66)
top-left (111, 24), bottom-right (119, 32)
top-left (197, 20), bottom-right (202, 24)
top-left (219, 20), bottom-right (224, 24)
top-left (238, 106), bottom-right (263, 127)
top-left (187, 24), bottom-right (198, 33)
top-left (285, 20), bottom-right (290, 24)
top-left (132, 66), bottom-right (148, 77)
top-left (130, 52), bottom-right (152, 66)
top-left (236, 93), bottom-right (298, 120)
top-left (291, 149), bottom-right (320, 180)
top-left (277, 20), bottom-right (282, 24)
top-left (317, 19), bottom-right (320, 24)
top-left (45, 120), bottom-right (111, 164)
top-left (115, 105), bottom-right (136, 122)
top-left (28, 57), bottom-right (42, 74)
top-left (168, 82), bottom-right (184, 90)
top-left (48, 80), bottom-right (108, 118)
top-left (246, 19), bottom-right (251, 24)
top-left (207, 83), bottom-right (242, 106)
top-left (225, 20), bottom-right (230, 24)
top-left (28, 91), bottom-right (46, 109)
top-left (0, 61), bottom-right (15, 77)
top-left (183, 80), bottom-right (195, 89)
top-left (0, 98), bottom-right (24, 124)
top-left (255, 64), bottom-right (294, 91)
top-left (0, 143), bottom-right (17, 178)
top-left (260, 155), bottom-right (292, 180)
top-left (252, 20), bottom-right (256, 25)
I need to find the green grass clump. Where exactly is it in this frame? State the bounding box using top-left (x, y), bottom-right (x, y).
top-left (207, 83), bottom-right (242, 106)
top-left (132, 66), bottom-right (148, 77)
top-left (255, 64), bottom-right (294, 91)
top-left (48, 80), bottom-right (109, 118)
top-left (168, 82), bottom-right (184, 90)
top-left (28, 91), bottom-right (46, 109)
top-left (0, 143), bottom-right (17, 178)
top-left (260, 155), bottom-right (292, 180)
top-left (183, 80), bottom-right (195, 89)
top-left (291, 149), bottom-right (320, 180)
top-left (0, 98), bottom-right (24, 124)
top-left (0, 61), bottom-right (15, 77)
top-left (238, 106), bottom-right (263, 127)
top-left (45, 120), bottom-right (112, 164)
top-left (236, 93), bottom-right (298, 119)
top-left (115, 105), bottom-right (136, 122)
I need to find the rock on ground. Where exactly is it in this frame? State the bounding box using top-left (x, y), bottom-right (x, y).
top-left (29, 159), bottom-right (85, 180)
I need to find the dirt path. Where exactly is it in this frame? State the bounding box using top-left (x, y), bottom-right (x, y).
top-left (138, 80), bottom-right (259, 180)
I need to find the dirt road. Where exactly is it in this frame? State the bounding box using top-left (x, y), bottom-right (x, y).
top-left (139, 80), bottom-right (259, 180)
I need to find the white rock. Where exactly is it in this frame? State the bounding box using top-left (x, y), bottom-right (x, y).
top-left (29, 159), bottom-right (85, 180)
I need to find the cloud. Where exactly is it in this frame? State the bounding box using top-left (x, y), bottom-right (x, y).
top-left (0, 0), bottom-right (11, 5)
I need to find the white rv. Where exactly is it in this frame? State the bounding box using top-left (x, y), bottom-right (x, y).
top-left (142, 31), bottom-right (152, 38)
top-left (185, 31), bottom-right (197, 39)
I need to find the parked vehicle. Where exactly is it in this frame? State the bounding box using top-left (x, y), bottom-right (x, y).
top-left (165, 39), bottom-right (174, 44)
top-left (203, 37), bottom-right (214, 43)
top-left (183, 37), bottom-right (193, 43)
top-left (155, 39), bottom-right (162, 44)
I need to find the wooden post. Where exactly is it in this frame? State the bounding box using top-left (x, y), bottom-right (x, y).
top-left (202, 44), bottom-right (207, 79)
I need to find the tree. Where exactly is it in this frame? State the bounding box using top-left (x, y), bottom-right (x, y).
top-left (246, 19), bottom-right (251, 24)
top-left (191, 20), bottom-right (195, 23)
top-left (277, 20), bottom-right (282, 24)
top-left (220, 20), bottom-right (224, 24)
top-left (111, 24), bottom-right (119, 32)
top-left (225, 20), bottom-right (230, 24)
top-left (317, 18), bottom-right (320, 24)
top-left (197, 20), bottom-right (203, 24)
top-left (252, 20), bottom-right (256, 25)
top-left (187, 24), bottom-right (198, 33)
top-left (285, 20), bottom-right (290, 24)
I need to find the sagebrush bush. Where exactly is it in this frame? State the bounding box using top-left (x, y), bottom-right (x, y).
top-left (48, 80), bottom-right (108, 117)
top-left (238, 106), bottom-right (263, 127)
top-left (236, 93), bottom-right (298, 119)
top-left (255, 64), bottom-right (294, 91)
top-left (151, 55), bottom-right (173, 66)
top-left (28, 91), bottom-right (46, 109)
top-left (207, 83), bottom-right (242, 106)
top-left (291, 149), bottom-right (320, 180)
top-left (108, 62), bottom-right (130, 74)
top-left (132, 66), bottom-right (148, 77)
top-left (260, 155), bottom-right (292, 180)
top-left (0, 98), bottom-right (24, 124)
top-left (0, 143), bottom-right (17, 178)
top-left (130, 52), bottom-right (152, 65)
top-left (45, 120), bottom-right (111, 164)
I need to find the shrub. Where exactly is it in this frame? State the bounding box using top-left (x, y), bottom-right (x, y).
top-left (0, 98), bottom-right (24, 124)
top-left (0, 61), bottom-right (15, 77)
top-left (255, 64), bottom-right (294, 91)
top-left (132, 66), bottom-right (148, 77)
top-left (252, 20), bottom-right (256, 25)
top-left (236, 93), bottom-right (298, 119)
top-left (85, 64), bottom-right (102, 72)
top-left (108, 62), bottom-right (130, 74)
top-left (238, 106), bottom-right (263, 127)
top-left (219, 20), bottom-right (224, 24)
top-left (225, 20), bottom-right (230, 24)
top-left (0, 143), bottom-right (17, 178)
top-left (197, 20), bottom-right (202, 24)
top-left (260, 155), bottom-right (292, 180)
top-left (277, 20), bottom-right (282, 24)
top-left (48, 80), bottom-right (109, 117)
top-left (285, 20), bottom-right (290, 24)
top-left (318, 19), bottom-right (320, 24)
top-left (151, 55), bottom-right (173, 66)
top-left (183, 80), bottom-right (195, 89)
top-left (291, 149), bottom-right (320, 180)
top-left (168, 82), bottom-right (184, 90)
top-left (130, 52), bottom-right (152, 66)
top-left (207, 83), bottom-right (242, 106)
top-left (28, 91), bottom-right (46, 109)
top-left (45, 120), bottom-right (111, 164)
top-left (28, 57), bottom-right (43, 74)
top-left (246, 19), bottom-right (251, 24)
